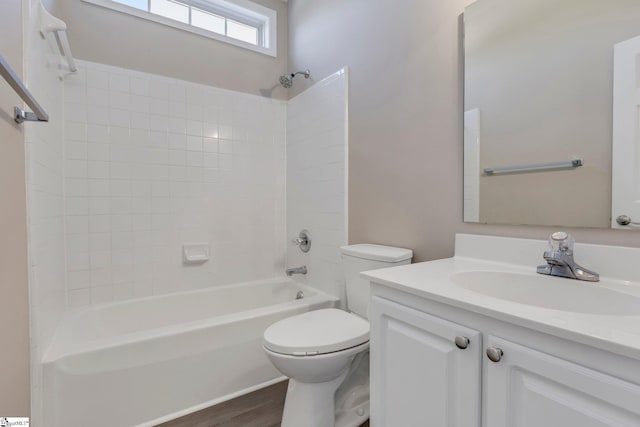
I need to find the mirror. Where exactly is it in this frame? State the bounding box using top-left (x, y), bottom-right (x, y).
top-left (463, 0), bottom-right (640, 228)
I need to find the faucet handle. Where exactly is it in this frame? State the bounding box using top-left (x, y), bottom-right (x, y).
top-left (548, 231), bottom-right (574, 253)
top-left (551, 231), bottom-right (569, 242)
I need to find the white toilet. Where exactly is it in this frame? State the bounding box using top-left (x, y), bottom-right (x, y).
top-left (263, 244), bottom-right (413, 427)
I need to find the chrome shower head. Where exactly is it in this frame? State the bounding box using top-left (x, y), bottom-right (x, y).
top-left (279, 70), bottom-right (310, 88)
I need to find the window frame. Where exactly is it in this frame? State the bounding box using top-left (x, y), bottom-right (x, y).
top-left (82, 0), bottom-right (277, 57)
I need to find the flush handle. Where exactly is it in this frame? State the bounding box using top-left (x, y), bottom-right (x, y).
top-left (486, 347), bottom-right (503, 363)
top-left (454, 336), bottom-right (470, 350)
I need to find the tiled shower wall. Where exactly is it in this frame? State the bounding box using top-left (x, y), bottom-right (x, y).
top-left (286, 69), bottom-right (348, 301)
top-left (63, 61), bottom-right (286, 306)
top-left (24, 0), bottom-right (66, 421)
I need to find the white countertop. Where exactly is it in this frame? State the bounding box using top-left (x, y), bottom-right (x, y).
top-left (362, 234), bottom-right (640, 361)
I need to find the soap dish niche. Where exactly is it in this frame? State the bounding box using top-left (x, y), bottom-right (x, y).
top-left (183, 243), bottom-right (209, 265)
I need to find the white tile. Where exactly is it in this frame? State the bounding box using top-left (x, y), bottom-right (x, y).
top-left (67, 234), bottom-right (89, 253)
top-left (203, 153), bottom-right (218, 168)
top-left (64, 178), bottom-right (89, 197)
top-left (66, 159), bottom-right (87, 178)
top-left (91, 268), bottom-right (112, 287)
top-left (110, 181), bottom-right (131, 197)
top-left (110, 163), bottom-right (132, 180)
top-left (131, 128), bottom-right (151, 146)
top-left (113, 283), bottom-right (135, 301)
top-left (88, 161), bottom-right (110, 179)
top-left (186, 151), bottom-right (203, 167)
top-left (203, 137), bottom-right (218, 153)
top-left (168, 133), bottom-right (187, 150)
top-left (91, 286), bottom-right (114, 304)
top-left (111, 230), bottom-right (133, 250)
top-left (130, 77), bottom-right (150, 96)
top-left (149, 114), bottom-right (168, 132)
top-left (68, 270), bottom-right (91, 290)
top-left (87, 124), bottom-right (109, 143)
top-left (66, 197), bottom-right (89, 215)
top-left (110, 126), bottom-right (130, 145)
top-left (66, 103), bottom-right (88, 123)
top-left (150, 99), bottom-right (169, 115)
top-left (112, 249), bottom-right (134, 266)
top-left (90, 250), bottom-right (111, 268)
top-left (90, 233), bottom-right (111, 251)
top-left (109, 91), bottom-right (131, 110)
top-left (131, 112), bottom-right (150, 130)
top-left (67, 251), bottom-right (90, 271)
top-left (89, 180), bottom-right (109, 197)
top-left (219, 140), bottom-right (233, 154)
top-left (66, 122), bottom-right (87, 141)
top-left (111, 197), bottom-right (132, 214)
top-left (90, 215), bottom-right (110, 233)
top-left (87, 106), bottom-right (109, 125)
top-left (89, 197), bottom-right (111, 216)
top-left (187, 120), bottom-right (203, 136)
top-left (109, 73), bottom-right (130, 92)
top-left (149, 79), bottom-right (169, 99)
top-left (187, 136), bottom-right (202, 152)
top-left (87, 68), bottom-right (109, 89)
top-left (87, 144), bottom-right (109, 161)
top-left (109, 108), bottom-right (130, 127)
top-left (87, 87), bottom-right (109, 107)
top-left (68, 288), bottom-right (91, 308)
top-left (168, 117), bottom-right (187, 134)
top-left (169, 83), bottom-right (186, 103)
top-left (65, 141), bottom-right (87, 160)
top-left (111, 215), bottom-right (132, 232)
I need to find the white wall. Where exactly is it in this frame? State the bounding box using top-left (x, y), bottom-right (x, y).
top-left (63, 60), bottom-right (286, 306)
top-left (23, 0), bottom-right (66, 422)
top-left (286, 69), bottom-right (348, 301)
top-left (288, 0), bottom-right (640, 264)
top-left (50, 0), bottom-right (290, 100)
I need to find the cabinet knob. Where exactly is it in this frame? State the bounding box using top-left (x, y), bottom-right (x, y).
top-left (486, 347), bottom-right (503, 362)
top-left (454, 336), bottom-right (470, 350)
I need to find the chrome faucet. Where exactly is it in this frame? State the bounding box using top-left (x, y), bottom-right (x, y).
top-left (536, 232), bottom-right (599, 282)
top-left (286, 266), bottom-right (307, 276)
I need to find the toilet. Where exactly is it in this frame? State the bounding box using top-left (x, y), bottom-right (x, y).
top-left (263, 244), bottom-right (413, 427)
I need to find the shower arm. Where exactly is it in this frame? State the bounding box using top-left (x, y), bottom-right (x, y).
top-left (290, 70), bottom-right (310, 79)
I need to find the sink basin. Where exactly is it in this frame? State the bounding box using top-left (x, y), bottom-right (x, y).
top-left (450, 271), bottom-right (640, 315)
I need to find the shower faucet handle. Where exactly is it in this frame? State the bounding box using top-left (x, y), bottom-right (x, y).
top-left (292, 230), bottom-right (311, 253)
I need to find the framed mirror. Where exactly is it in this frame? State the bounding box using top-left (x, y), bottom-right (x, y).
top-left (463, 0), bottom-right (640, 229)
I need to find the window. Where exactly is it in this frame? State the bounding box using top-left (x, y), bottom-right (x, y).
top-left (83, 0), bottom-right (277, 56)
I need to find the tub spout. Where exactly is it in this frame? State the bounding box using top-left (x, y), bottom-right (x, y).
top-left (286, 266), bottom-right (307, 276)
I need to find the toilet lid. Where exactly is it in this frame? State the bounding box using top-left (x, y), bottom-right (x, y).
top-left (263, 309), bottom-right (370, 356)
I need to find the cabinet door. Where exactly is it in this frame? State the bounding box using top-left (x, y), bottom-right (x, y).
top-left (370, 296), bottom-right (482, 427)
top-left (484, 335), bottom-right (640, 427)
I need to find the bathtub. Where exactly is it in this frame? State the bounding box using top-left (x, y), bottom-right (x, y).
top-left (42, 278), bottom-right (337, 427)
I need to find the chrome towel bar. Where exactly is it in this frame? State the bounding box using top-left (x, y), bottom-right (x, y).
top-left (484, 159), bottom-right (583, 175)
top-left (0, 55), bottom-right (49, 123)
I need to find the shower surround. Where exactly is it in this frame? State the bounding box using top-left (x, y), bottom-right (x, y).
top-left (25, 43), bottom-right (347, 423)
top-left (62, 60), bottom-right (287, 306)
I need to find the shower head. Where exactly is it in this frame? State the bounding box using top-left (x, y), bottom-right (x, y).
top-left (279, 70), bottom-right (310, 88)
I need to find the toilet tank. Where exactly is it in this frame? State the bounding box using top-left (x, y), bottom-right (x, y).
top-left (341, 244), bottom-right (413, 318)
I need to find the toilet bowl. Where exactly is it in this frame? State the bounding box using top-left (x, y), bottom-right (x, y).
top-left (263, 244), bottom-right (413, 427)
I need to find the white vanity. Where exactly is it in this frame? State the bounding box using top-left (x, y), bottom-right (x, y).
top-left (363, 234), bottom-right (640, 427)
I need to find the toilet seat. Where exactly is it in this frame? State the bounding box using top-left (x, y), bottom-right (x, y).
top-left (264, 308), bottom-right (369, 356)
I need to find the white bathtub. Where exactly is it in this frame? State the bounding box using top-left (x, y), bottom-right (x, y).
top-left (42, 278), bottom-right (337, 427)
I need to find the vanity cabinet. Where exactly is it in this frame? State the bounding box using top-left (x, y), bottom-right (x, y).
top-left (369, 296), bottom-right (482, 427)
top-left (484, 335), bottom-right (640, 427)
top-left (370, 295), bottom-right (640, 427)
